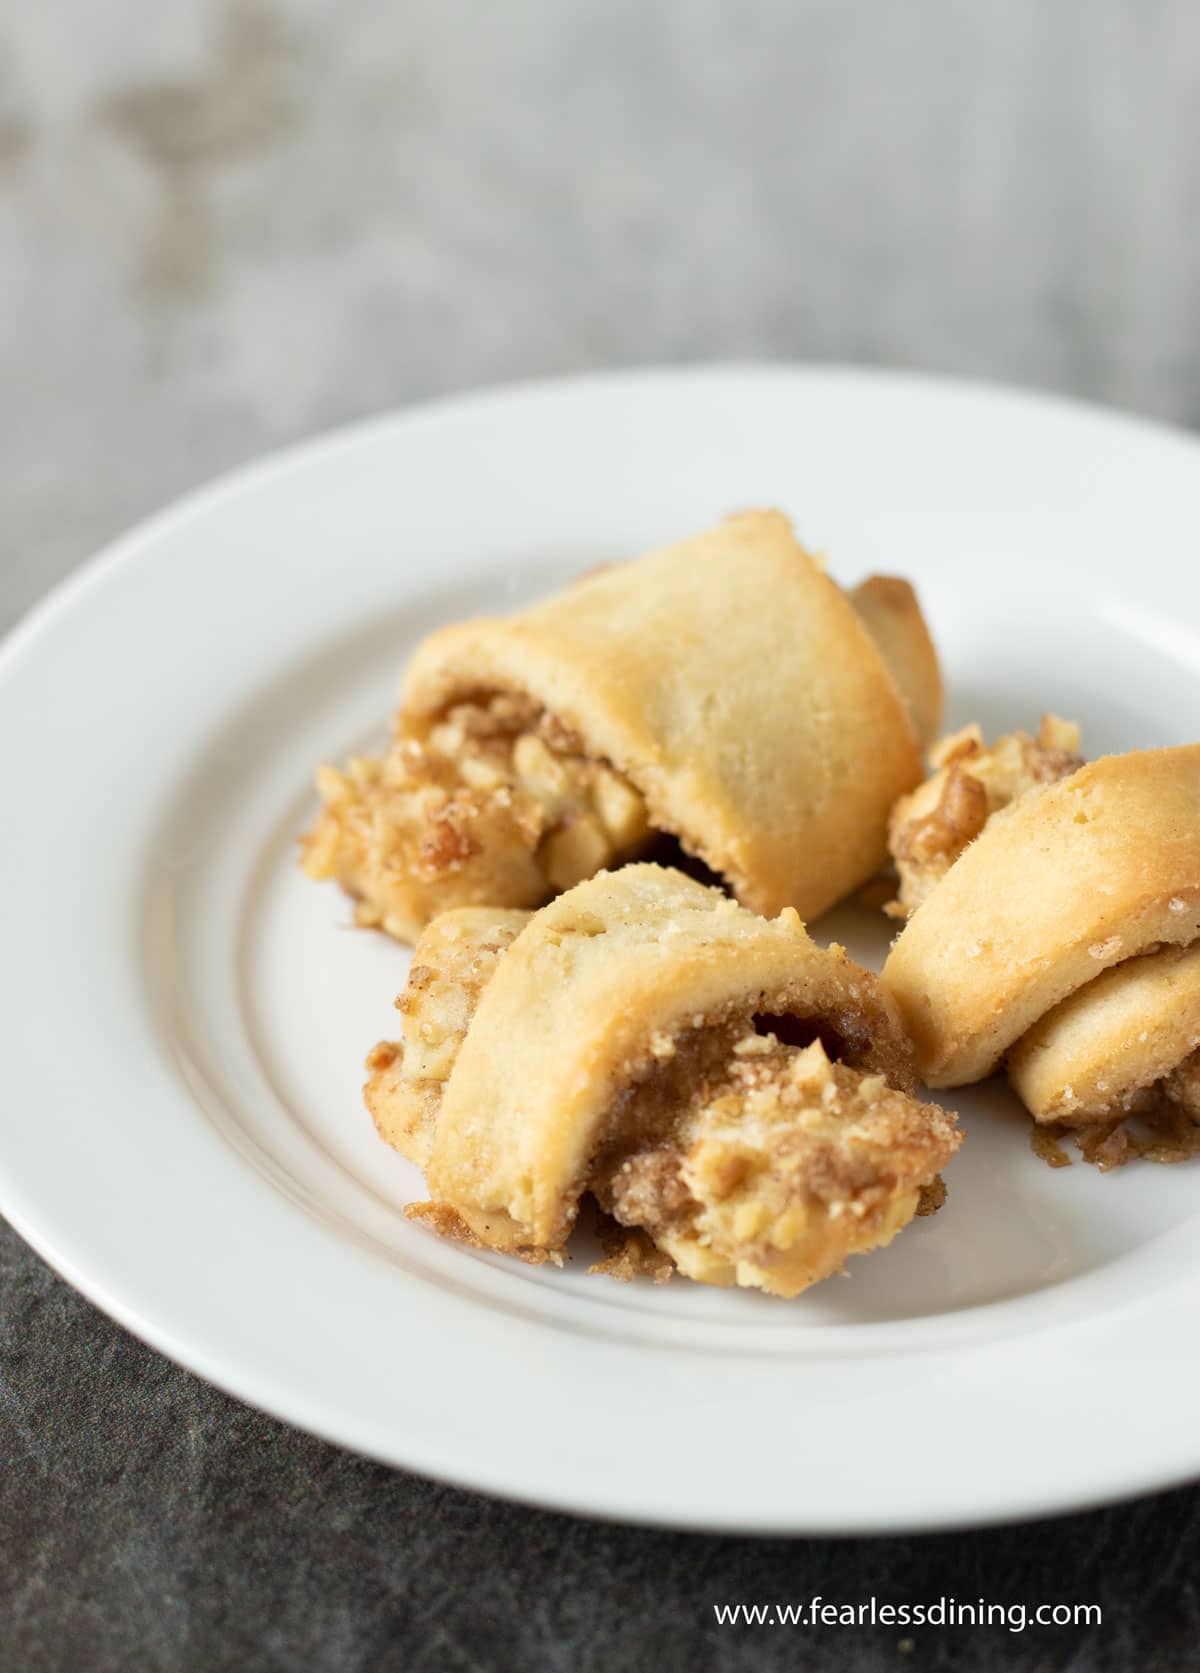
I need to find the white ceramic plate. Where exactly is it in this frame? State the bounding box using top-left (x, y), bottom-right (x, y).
top-left (3, 366), bottom-right (1200, 1534)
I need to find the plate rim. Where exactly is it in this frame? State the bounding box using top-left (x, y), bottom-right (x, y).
top-left (7, 354), bottom-right (1200, 675)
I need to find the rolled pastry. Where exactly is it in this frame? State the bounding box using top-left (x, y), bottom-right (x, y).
top-left (303, 511), bottom-right (939, 942)
top-left (368, 864), bottom-right (961, 1297)
top-left (882, 743), bottom-right (1200, 1159)
top-left (1009, 945), bottom-right (1200, 1131)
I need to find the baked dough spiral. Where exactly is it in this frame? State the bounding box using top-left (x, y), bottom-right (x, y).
top-left (883, 742), bottom-right (1200, 1163)
top-left (303, 511), bottom-right (941, 942)
top-left (367, 864), bottom-right (960, 1296)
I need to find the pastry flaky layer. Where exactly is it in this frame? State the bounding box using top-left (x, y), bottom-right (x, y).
top-left (882, 740), bottom-right (1200, 1157)
top-left (367, 864), bottom-right (961, 1298)
top-left (302, 510), bottom-right (940, 943)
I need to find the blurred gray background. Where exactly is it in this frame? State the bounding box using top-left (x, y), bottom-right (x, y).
top-left (5, 6), bottom-right (1200, 1670)
top-left (5, 0), bottom-right (1200, 629)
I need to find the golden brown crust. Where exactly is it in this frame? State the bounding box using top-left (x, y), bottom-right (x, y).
top-left (1008, 943), bottom-right (1200, 1125)
top-left (848, 575), bottom-right (944, 747)
top-left (305, 516), bottom-right (941, 941)
top-left (399, 512), bottom-right (927, 923)
top-left (882, 745), bottom-right (1200, 1089)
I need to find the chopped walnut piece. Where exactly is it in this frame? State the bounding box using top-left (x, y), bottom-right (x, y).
top-left (888, 715), bottom-right (1084, 916)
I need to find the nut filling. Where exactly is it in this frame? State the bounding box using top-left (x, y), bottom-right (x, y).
top-left (888, 715), bottom-right (1084, 917)
top-left (583, 1025), bottom-right (957, 1298)
top-left (302, 692), bottom-right (650, 942)
top-left (1032, 1044), bottom-right (1200, 1171)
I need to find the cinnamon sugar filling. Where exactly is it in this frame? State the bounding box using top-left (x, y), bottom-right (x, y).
top-left (1030, 1038), bottom-right (1200, 1171)
top-left (302, 691), bottom-right (650, 940)
top-left (581, 1016), bottom-right (958, 1298)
